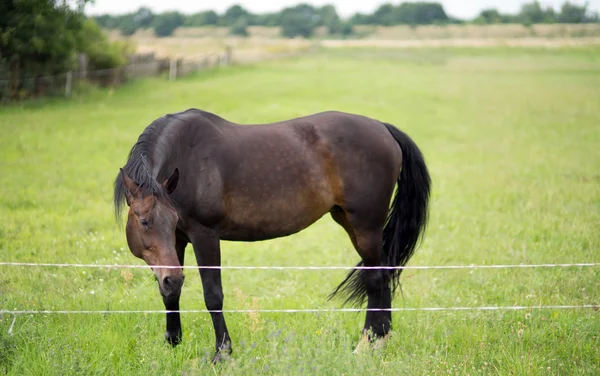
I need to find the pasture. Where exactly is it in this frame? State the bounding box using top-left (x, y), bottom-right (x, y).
top-left (1, 47), bottom-right (599, 375)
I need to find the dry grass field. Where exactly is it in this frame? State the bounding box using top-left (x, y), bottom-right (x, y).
top-left (108, 24), bottom-right (600, 62)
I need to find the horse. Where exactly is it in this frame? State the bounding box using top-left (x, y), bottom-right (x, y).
top-left (113, 108), bottom-right (430, 362)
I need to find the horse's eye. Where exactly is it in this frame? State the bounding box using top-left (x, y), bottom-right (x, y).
top-left (140, 219), bottom-right (149, 228)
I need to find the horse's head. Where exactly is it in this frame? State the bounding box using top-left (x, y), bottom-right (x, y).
top-left (119, 168), bottom-right (184, 299)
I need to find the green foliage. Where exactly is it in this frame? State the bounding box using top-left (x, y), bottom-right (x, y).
top-left (370, 2), bottom-right (449, 26)
top-left (77, 19), bottom-right (131, 70)
top-left (519, 1), bottom-right (557, 24)
top-left (94, 7), bottom-right (155, 36)
top-left (184, 10), bottom-right (219, 27)
top-left (372, 3), bottom-right (396, 26)
top-left (118, 15), bottom-right (137, 36)
top-left (93, 14), bottom-right (119, 29)
top-left (252, 12), bottom-right (281, 27)
top-left (339, 22), bottom-right (355, 37)
top-left (279, 4), bottom-right (320, 38)
top-left (88, 1), bottom-right (600, 36)
top-left (133, 7), bottom-right (154, 28)
top-left (475, 9), bottom-right (502, 24)
top-left (558, 2), bottom-right (592, 23)
top-left (0, 0), bottom-right (84, 75)
top-left (229, 18), bottom-right (249, 37)
top-left (220, 4), bottom-right (250, 26)
top-left (0, 0), bottom-right (94, 98)
top-left (152, 11), bottom-right (185, 37)
top-left (317, 5), bottom-right (354, 37)
top-left (318, 5), bottom-right (340, 32)
top-left (349, 12), bottom-right (375, 25)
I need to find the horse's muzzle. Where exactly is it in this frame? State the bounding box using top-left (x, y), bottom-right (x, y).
top-left (160, 275), bottom-right (185, 298)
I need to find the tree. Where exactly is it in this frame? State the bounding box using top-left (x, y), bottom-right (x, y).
top-left (279, 4), bottom-right (319, 38)
top-left (133, 7), bottom-right (154, 28)
top-left (394, 2), bottom-right (449, 25)
top-left (372, 3), bottom-right (396, 26)
top-left (76, 18), bottom-right (130, 70)
top-left (152, 12), bottom-right (184, 37)
top-left (94, 14), bottom-right (119, 29)
top-left (118, 15), bottom-right (137, 36)
top-left (1, 0), bottom-right (86, 82)
top-left (0, 0), bottom-right (130, 99)
top-left (558, 2), bottom-right (589, 23)
top-left (317, 4), bottom-right (341, 34)
top-left (185, 10), bottom-right (219, 27)
top-left (221, 4), bottom-right (249, 26)
top-left (339, 22), bottom-right (355, 37)
top-left (229, 18), bottom-right (249, 36)
top-left (475, 8), bottom-right (502, 24)
top-left (349, 12), bottom-right (375, 25)
top-left (519, 1), bottom-right (555, 24)
top-left (253, 12), bottom-right (280, 26)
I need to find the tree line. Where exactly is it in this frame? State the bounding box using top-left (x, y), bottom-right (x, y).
top-left (94, 1), bottom-right (599, 38)
top-left (1, 0), bottom-right (132, 99)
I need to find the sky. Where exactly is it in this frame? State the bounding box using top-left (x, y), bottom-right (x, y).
top-left (86, 0), bottom-right (600, 20)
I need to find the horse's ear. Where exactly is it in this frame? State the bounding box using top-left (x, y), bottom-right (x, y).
top-left (120, 168), bottom-right (137, 206)
top-left (163, 168), bottom-right (179, 194)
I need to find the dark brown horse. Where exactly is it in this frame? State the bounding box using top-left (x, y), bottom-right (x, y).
top-left (113, 108), bottom-right (430, 361)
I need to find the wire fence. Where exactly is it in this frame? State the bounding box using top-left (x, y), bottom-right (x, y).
top-left (2, 305), bottom-right (596, 336)
top-left (1, 260), bottom-right (598, 335)
top-left (2, 305), bottom-right (598, 316)
top-left (0, 53), bottom-right (227, 101)
top-left (1, 261), bottom-right (599, 270)
top-left (1, 45), bottom-right (317, 102)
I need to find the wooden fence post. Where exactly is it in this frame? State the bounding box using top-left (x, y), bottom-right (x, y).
top-left (78, 53), bottom-right (88, 79)
top-left (169, 59), bottom-right (177, 81)
top-left (65, 71), bottom-right (72, 97)
top-left (220, 46), bottom-right (232, 67)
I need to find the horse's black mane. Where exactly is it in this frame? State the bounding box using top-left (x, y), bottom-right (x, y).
top-left (113, 112), bottom-right (186, 222)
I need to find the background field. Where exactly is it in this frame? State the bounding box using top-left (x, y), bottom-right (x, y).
top-left (108, 24), bottom-right (600, 61)
top-left (1, 47), bottom-right (599, 375)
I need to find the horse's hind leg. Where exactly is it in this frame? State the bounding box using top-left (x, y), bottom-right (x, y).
top-left (330, 209), bottom-right (392, 347)
top-left (354, 227), bottom-right (392, 340)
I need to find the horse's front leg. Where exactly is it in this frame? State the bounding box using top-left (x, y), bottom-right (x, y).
top-left (164, 234), bottom-right (187, 346)
top-left (190, 228), bottom-right (232, 362)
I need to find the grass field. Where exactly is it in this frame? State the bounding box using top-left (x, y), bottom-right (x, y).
top-left (1, 47), bottom-right (599, 375)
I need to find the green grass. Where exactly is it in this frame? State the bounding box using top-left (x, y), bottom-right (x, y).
top-left (1, 47), bottom-right (599, 375)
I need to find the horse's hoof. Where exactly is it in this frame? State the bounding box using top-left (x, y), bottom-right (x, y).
top-left (371, 333), bottom-right (391, 350)
top-left (165, 330), bottom-right (182, 347)
top-left (211, 349), bottom-right (231, 364)
top-left (353, 332), bottom-right (371, 355)
top-left (353, 332), bottom-right (391, 354)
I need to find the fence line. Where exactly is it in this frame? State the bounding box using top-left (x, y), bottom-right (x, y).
top-left (0, 51), bottom-right (231, 100)
top-left (1, 305), bottom-right (598, 316)
top-left (0, 54), bottom-right (224, 85)
top-left (0, 261), bottom-right (598, 270)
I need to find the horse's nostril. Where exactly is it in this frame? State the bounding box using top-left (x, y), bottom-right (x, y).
top-left (162, 276), bottom-right (183, 291)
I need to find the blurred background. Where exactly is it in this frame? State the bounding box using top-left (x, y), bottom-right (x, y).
top-left (1, 0), bottom-right (599, 98)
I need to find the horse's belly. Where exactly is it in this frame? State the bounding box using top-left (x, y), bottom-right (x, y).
top-left (217, 195), bottom-right (332, 241)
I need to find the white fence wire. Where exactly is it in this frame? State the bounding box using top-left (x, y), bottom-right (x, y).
top-left (2, 305), bottom-right (598, 315)
top-left (0, 261), bottom-right (598, 270)
top-left (1, 260), bottom-right (597, 334)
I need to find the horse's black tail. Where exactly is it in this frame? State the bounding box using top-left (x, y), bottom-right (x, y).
top-left (329, 122), bottom-right (431, 307)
